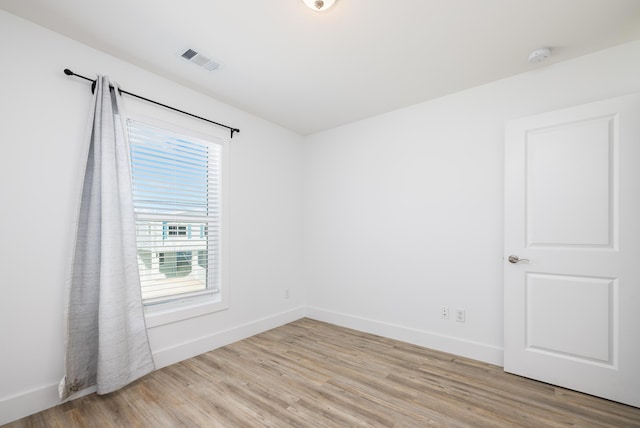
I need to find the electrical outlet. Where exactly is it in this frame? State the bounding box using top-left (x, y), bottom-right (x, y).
top-left (284, 289), bottom-right (290, 299)
top-left (441, 306), bottom-right (449, 320)
top-left (456, 308), bottom-right (466, 323)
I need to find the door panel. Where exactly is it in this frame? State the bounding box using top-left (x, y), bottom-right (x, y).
top-left (525, 273), bottom-right (614, 364)
top-left (504, 93), bottom-right (640, 408)
top-left (525, 116), bottom-right (614, 248)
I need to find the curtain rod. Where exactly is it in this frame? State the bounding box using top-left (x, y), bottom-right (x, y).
top-left (64, 68), bottom-right (240, 139)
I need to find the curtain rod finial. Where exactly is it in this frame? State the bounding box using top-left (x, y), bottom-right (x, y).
top-left (64, 68), bottom-right (74, 76)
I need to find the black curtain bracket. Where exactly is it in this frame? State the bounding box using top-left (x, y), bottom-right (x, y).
top-left (64, 68), bottom-right (240, 139)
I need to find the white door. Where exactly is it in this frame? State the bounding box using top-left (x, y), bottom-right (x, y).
top-left (504, 93), bottom-right (640, 408)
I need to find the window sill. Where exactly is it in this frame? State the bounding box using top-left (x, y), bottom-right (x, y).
top-left (143, 295), bottom-right (228, 328)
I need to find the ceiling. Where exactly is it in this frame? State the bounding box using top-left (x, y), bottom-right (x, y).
top-left (2, 0), bottom-right (640, 135)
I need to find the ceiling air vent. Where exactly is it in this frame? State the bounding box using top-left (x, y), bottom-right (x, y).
top-left (180, 48), bottom-right (221, 71)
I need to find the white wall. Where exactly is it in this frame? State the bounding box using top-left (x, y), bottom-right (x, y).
top-left (0, 10), bottom-right (305, 424)
top-left (303, 40), bottom-right (640, 364)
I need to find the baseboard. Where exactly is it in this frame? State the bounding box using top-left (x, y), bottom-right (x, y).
top-left (0, 306), bottom-right (306, 425)
top-left (0, 383), bottom-right (92, 426)
top-left (306, 306), bottom-right (504, 366)
top-left (151, 305), bottom-right (307, 369)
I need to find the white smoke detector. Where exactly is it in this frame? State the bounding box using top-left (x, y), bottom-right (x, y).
top-left (528, 47), bottom-right (552, 64)
top-left (179, 48), bottom-right (222, 71)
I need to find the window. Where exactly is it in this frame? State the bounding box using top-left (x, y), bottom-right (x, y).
top-left (128, 119), bottom-right (224, 307)
top-left (167, 225), bottom-right (187, 237)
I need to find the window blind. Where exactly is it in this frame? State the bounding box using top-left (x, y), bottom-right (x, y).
top-left (128, 120), bottom-right (221, 304)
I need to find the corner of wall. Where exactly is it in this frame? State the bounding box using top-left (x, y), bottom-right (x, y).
top-left (151, 306), bottom-right (307, 369)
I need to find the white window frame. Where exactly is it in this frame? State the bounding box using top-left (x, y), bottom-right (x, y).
top-left (126, 115), bottom-right (230, 327)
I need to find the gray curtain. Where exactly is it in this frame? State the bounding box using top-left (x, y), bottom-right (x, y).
top-left (59, 76), bottom-right (155, 400)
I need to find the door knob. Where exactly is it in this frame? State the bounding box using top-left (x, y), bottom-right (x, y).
top-left (508, 255), bottom-right (529, 264)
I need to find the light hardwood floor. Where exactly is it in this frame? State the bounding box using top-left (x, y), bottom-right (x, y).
top-left (6, 318), bottom-right (640, 427)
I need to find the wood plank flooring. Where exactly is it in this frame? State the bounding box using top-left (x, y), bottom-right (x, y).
top-left (6, 318), bottom-right (640, 427)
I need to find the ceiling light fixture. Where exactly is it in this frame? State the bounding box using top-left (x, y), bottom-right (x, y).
top-left (303, 0), bottom-right (336, 11)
